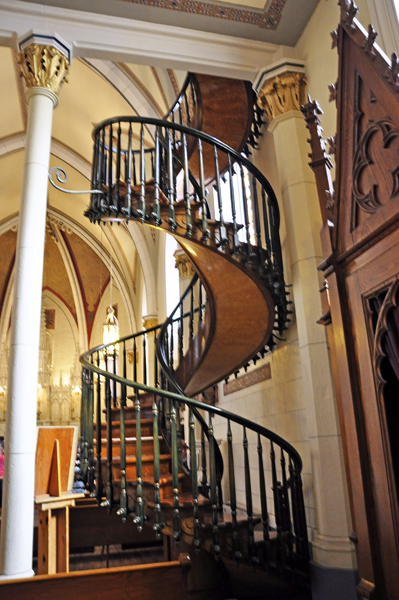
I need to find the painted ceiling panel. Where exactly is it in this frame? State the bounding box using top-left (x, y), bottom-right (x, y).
top-left (43, 233), bottom-right (77, 320)
top-left (0, 230), bottom-right (17, 317)
top-left (63, 231), bottom-right (110, 341)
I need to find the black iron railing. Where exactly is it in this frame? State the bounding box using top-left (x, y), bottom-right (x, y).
top-left (164, 73), bottom-right (200, 129)
top-left (80, 321), bottom-right (309, 571)
top-left (84, 116), bottom-right (290, 335)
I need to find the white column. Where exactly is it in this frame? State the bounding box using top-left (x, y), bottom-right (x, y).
top-left (257, 69), bottom-right (356, 570)
top-left (0, 34), bottom-right (70, 580)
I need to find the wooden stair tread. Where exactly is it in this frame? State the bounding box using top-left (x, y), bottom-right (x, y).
top-left (103, 454), bottom-right (171, 464)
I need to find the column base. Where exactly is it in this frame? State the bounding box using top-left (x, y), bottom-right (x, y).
top-left (312, 533), bottom-right (357, 569)
top-left (0, 568), bottom-right (35, 581)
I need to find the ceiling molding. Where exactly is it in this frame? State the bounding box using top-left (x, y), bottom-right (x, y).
top-left (116, 0), bottom-right (286, 30)
top-left (0, 0), bottom-right (280, 80)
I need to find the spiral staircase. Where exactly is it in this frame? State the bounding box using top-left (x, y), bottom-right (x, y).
top-left (78, 73), bottom-right (310, 600)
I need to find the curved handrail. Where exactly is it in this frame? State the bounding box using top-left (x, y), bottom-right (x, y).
top-left (81, 348), bottom-right (303, 469)
top-left (164, 73), bottom-right (200, 125)
top-left (79, 322), bottom-right (309, 566)
top-left (86, 115), bottom-right (289, 337)
top-left (91, 116), bottom-right (280, 225)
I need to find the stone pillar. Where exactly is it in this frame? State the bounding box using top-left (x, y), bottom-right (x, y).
top-left (0, 33), bottom-right (70, 580)
top-left (142, 315), bottom-right (159, 387)
top-left (257, 67), bottom-right (355, 570)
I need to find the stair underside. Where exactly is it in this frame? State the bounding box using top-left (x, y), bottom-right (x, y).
top-left (174, 237), bottom-right (274, 397)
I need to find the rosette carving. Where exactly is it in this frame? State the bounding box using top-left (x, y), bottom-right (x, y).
top-left (352, 119), bottom-right (399, 214)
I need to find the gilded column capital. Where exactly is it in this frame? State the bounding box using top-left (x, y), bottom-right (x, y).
top-left (143, 315), bottom-right (159, 330)
top-left (174, 249), bottom-right (195, 279)
top-left (257, 72), bottom-right (307, 124)
top-left (17, 32), bottom-right (71, 101)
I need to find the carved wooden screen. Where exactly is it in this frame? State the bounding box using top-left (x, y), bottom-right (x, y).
top-left (302, 2), bottom-right (399, 598)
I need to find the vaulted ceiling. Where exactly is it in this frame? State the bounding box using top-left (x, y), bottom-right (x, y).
top-left (0, 48), bottom-right (186, 347)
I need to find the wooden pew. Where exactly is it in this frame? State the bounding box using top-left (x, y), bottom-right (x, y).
top-left (0, 554), bottom-right (190, 600)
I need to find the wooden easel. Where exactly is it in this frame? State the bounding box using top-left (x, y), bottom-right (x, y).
top-left (35, 427), bottom-right (84, 575)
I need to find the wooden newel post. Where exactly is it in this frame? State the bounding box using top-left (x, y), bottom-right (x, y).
top-left (34, 426), bottom-right (84, 575)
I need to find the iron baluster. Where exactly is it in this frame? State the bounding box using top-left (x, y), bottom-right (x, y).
top-left (280, 448), bottom-right (293, 558)
top-left (170, 400), bottom-right (181, 542)
top-left (143, 331), bottom-right (147, 386)
top-left (227, 419), bottom-right (241, 560)
top-left (178, 104), bottom-right (183, 126)
top-left (123, 123), bottom-right (133, 219)
top-left (243, 426), bottom-right (257, 563)
top-left (200, 428), bottom-right (208, 496)
top-left (198, 139), bottom-right (209, 242)
top-left (81, 368), bottom-right (89, 486)
top-left (182, 133), bottom-right (192, 237)
top-left (138, 124), bottom-right (146, 222)
top-left (100, 128), bottom-right (107, 214)
top-left (92, 133), bottom-right (100, 210)
top-left (152, 394), bottom-right (164, 537)
top-left (133, 389), bottom-right (144, 530)
top-left (122, 341), bottom-right (127, 406)
top-left (190, 79), bottom-right (196, 106)
top-left (87, 363), bottom-right (95, 493)
top-left (112, 346), bottom-right (117, 409)
top-left (96, 352), bottom-right (103, 502)
top-left (227, 155), bottom-right (239, 254)
top-left (261, 187), bottom-right (272, 267)
top-left (154, 333), bottom-right (159, 388)
top-left (288, 457), bottom-right (299, 562)
top-left (164, 326), bottom-right (170, 372)
top-left (167, 130), bottom-right (176, 231)
top-left (184, 91), bottom-right (191, 123)
top-left (169, 323), bottom-right (174, 373)
top-left (291, 458), bottom-right (309, 563)
top-left (270, 440), bottom-right (283, 566)
top-left (251, 174), bottom-right (262, 252)
top-left (115, 122), bottom-right (122, 213)
top-left (208, 412), bottom-right (220, 559)
top-left (102, 372), bottom-right (113, 511)
top-left (116, 373), bottom-right (128, 522)
top-left (198, 282), bottom-right (203, 323)
top-left (152, 127), bottom-right (161, 225)
top-left (190, 287), bottom-right (194, 340)
top-left (132, 149), bottom-right (137, 187)
top-left (240, 164), bottom-right (254, 260)
top-left (257, 434), bottom-right (270, 547)
top-left (172, 112), bottom-right (177, 149)
top-left (133, 337), bottom-right (137, 382)
top-left (107, 124), bottom-right (114, 211)
top-left (189, 407), bottom-right (201, 550)
top-left (178, 309), bottom-right (183, 364)
top-left (213, 145), bottom-right (228, 249)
